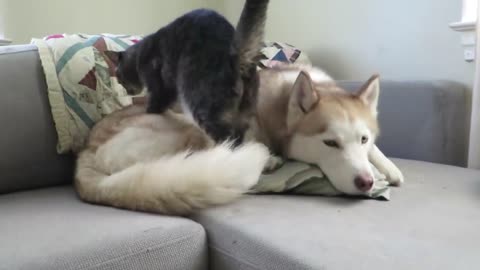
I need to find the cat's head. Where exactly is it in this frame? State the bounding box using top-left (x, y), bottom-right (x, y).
top-left (104, 50), bottom-right (143, 95)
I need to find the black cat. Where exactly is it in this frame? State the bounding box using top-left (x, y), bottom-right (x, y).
top-left (106, 0), bottom-right (269, 146)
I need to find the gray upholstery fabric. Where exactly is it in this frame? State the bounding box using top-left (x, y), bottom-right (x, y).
top-left (0, 45), bottom-right (73, 194)
top-left (193, 159), bottom-right (480, 270)
top-left (0, 186), bottom-right (207, 270)
top-left (338, 80), bottom-right (468, 167)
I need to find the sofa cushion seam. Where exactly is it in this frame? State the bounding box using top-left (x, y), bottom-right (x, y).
top-left (209, 245), bottom-right (264, 270)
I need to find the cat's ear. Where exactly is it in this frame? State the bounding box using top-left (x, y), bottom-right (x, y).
top-left (104, 51), bottom-right (123, 65)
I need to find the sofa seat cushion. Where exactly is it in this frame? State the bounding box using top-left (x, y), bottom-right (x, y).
top-left (193, 159), bottom-right (480, 270)
top-left (0, 186), bottom-right (207, 270)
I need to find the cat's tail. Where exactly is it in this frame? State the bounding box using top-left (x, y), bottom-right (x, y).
top-left (75, 142), bottom-right (269, 216)
top-left (235, 0), bottom-right (270, 70)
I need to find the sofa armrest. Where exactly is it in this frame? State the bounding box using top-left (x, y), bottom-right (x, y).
top-left (337, 80), bottom-right (468, 167)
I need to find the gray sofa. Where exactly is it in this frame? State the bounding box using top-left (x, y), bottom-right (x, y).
top-left (1, 45), bottom-right (479, 270)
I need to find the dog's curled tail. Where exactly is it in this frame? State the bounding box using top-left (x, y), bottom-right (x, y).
top-left (75, 143), bottom-right (269, 215)
top-left (235, 0), bottom-right (270, 69)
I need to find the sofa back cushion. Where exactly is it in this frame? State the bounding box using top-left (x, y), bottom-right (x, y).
top-left (338, 80), bottom-right (468, 167)
top-left (0, 45), bottom-right (73, 194)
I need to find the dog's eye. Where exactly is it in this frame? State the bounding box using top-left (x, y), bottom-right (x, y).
top-left (361, 136), bottom-right (369, 144)
top-left (323, 140), bottom-right (340, 148)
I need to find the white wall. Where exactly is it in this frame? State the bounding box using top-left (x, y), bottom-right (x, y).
top-left (3, 0), bottom-right (474, 87)
top-left (204, 0), bottom-right (224, 12)
top-left (223, 0), bottom-right (474, 87)
top-left (3, 0), bottom-right (209, 44)
top-left (0, 0), bottom-right (5, 38)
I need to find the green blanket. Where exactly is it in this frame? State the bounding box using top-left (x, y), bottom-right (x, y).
top-left (251, 162), bottom-right (390, 200)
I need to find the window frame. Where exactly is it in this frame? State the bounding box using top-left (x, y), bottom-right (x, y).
top-left (450, 0), bottom-right (478, 62)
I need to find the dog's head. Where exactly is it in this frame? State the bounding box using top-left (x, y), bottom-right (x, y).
top-left (104, 50), bottom-right (143, 95)
top-left (286, 71), bottom-right (380, 195)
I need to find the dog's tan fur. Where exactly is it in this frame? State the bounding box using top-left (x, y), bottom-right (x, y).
top-left (75, 64), bottom-right (404, 215)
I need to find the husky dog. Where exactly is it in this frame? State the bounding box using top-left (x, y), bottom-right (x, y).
top-left (75, 64), bottom-right (404, 215)
top-left (105, 0), bottom-right (269, 146)
top-left (253, 65), bottom-right (404, 194)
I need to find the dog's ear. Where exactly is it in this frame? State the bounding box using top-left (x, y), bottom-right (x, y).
top-left (287, 71), bottom-right (319, 132)
top-left (103, 50), bottom-right (123, 65)
top-left (357, 74), bottom-right (380, 115)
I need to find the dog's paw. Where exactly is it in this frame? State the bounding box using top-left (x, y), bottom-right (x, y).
top-left (262, 155), bottom-right (285, 174)
top-left (385, 164), bottom-right (404, 186)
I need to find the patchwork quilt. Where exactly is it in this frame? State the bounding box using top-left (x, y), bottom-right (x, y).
top-left (258, 41), bottom-right (312, 69)
top-left (32, 34), bottom-right (143, 153)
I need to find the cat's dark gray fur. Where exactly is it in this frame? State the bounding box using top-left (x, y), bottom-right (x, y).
top-left (106, 0), bottom-right (269, 145)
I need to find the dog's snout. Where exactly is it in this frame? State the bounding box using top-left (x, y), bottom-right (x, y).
top-left (354, 174), bottom-right (374, 192)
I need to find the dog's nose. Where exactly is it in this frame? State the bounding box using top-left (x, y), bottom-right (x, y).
top-left (354, 174), bottom-right (374, 192)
